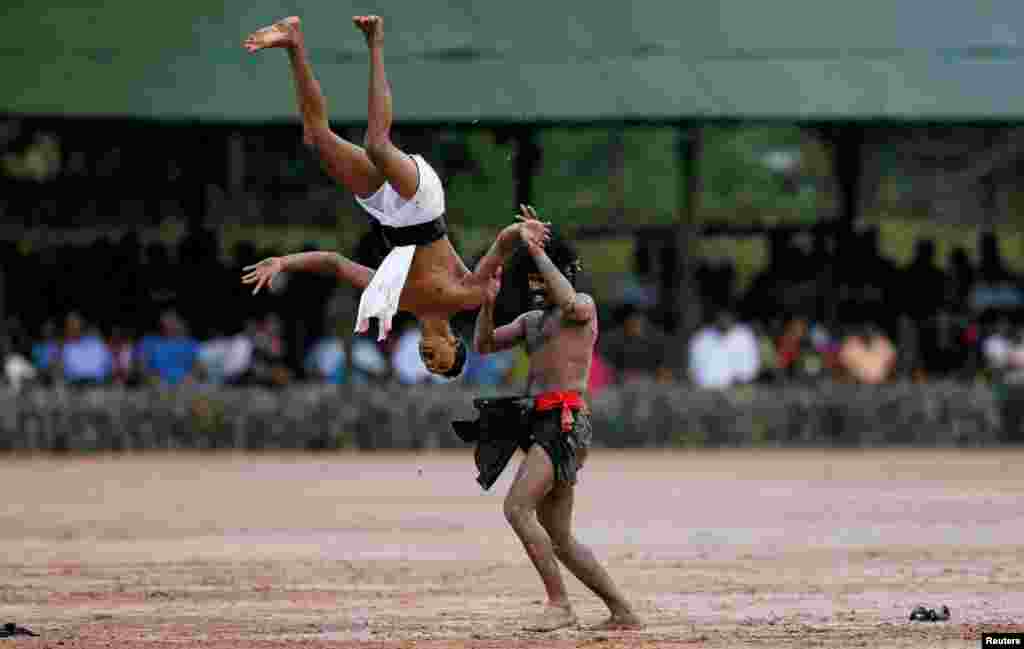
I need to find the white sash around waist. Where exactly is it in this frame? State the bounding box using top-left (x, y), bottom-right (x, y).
top-left (355, 245), bottom-right (415, 341)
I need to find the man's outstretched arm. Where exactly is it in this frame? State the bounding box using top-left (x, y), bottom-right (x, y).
top-left (472, 213), bottom-right (551, 283)
top-left (472, 265), bottom-right (530, 354)
top-left (242, 251), bottom-right (374, 295)
top-left (472, 225), bottom-right (523, 283)
top-left (474, 296), bottom-right (530, 355)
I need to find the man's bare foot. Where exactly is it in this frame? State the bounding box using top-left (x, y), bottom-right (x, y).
top-left (523, 604), bottom-right (578, 632)
top-left (352, 15), bottom-right (384, 47)
top-left (244, 16), bottom-right (301, 53)
top-left (589, 612), bottom-right (644, 631)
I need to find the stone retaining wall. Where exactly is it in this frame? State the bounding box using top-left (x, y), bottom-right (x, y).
top-left (0, 381), bottom-right (1006, 452)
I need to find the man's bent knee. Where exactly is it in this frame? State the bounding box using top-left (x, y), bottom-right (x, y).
top-left (304, 124), bottom-right (333, 150)
top-left (549, 535), bottom-right (575, 561)
top-left (503, 499), bottom-right (533, 528)
top-left (362, 136), bottom-right (393, 167)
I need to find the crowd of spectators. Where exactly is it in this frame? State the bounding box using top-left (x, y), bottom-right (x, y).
top-left (1, 226), bottom-right (1022, 395)
top-left (614, 226), bottom-right (1024, 390)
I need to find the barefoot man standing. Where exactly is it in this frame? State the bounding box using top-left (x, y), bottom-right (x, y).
top-left (467, 206), bottom-right (643, 631)
top-left (241, 15), bottom-right (546, 378)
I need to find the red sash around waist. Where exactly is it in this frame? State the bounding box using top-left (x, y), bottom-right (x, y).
top-left (535, 390), bottom-right (585, 433)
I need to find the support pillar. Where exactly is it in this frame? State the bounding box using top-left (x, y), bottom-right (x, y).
top-left (824, 123), bottom-right (864, 325)
top-left (670, 122), bottom-right (704, 374)
top-left (498, 126), bottom-right (542, 208)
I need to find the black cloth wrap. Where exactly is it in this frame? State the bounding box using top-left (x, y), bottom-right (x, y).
top-left (374, 215), bottom-right (448, 249)
top-left (452, 396), bottom-right (588, 490)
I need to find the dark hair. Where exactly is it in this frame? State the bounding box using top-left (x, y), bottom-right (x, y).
top-left (516, 232), bottom-right (581, 282)
top-left (440, 337), bottom-right (468, 379)
top-left (486, 233), bottom-right (583, 324)
top-left (507, 233), bottom-right (582, 286)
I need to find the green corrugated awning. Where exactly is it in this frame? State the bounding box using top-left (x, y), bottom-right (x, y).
top-left (6, 0), bottom-right (1024, 123)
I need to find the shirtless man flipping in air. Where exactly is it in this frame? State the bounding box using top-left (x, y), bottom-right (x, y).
top-left (241, 15), bottom-right (547, 378)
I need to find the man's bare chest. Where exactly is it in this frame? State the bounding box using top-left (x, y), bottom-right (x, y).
top-left (526, 311), bottom-right (568, 354)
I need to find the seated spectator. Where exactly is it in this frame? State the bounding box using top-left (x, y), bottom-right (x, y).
top-left (984, 318), bottom-right (1024, 381)
top-left (754, 320), bottom-right (780, 382)
top-left (4, 353), bottom-right (36, 393)
top-left (350, 334), bottom-right (390, 384)
top-left (688, 316), bottom-right (730, 389)
top-left (811, 321), bottom-right (843, 377)
top-left (3, 317), bottom-right (36, 393)
top-left (601, 305), bottom-right (673, 384)
top-left (305, 331), bottom-right (346, 385)
top-left (995, 329), bottom-right (1024, 443)
top-left (60, 313), bottom-right (112, 386)
top-left (137, 310), bottom-right (200, 386)
top-left (306, 316), bottom-right (390, 385)
top-left (462, 346), bottom-right (517, 387)
top-left (1003, 330), bottom-right (1024, 384)
top-left (773, 315), bottom-right (836, 382)
top-left (894, 314), bottom-right (922, 381)
top-left (31, 320), bottom-right (59, 385)
top-left (107, 326), bottom-right (137, 386)
top-left (303, 318), bottom-right (390, 386)
top-left (918, 309), bottom-right (970, 379)
top-left (199, 329), bottom-right (254, 385)
top-left (588, 348), bottom-right (616, 395)
top-left (247, 313), bottom-right (293, 387)
top-left (982, 317), bottom-right (1014, 377)
top-left (837, 323), bottom-right (896, 384)
top-left (718, 311), bottom-right (760, 386)
top-left (774, 316), bottom-right (808, 379)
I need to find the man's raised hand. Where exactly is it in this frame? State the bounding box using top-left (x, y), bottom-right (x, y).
top-left (352, 15), bottom-right (384, 47)
top-left (241, 257), bottom-right (285, 295)
top-left (516, 204), bottom-right (551, 252)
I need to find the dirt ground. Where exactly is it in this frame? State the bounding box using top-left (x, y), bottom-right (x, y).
top-left (1, 448), bottom-right (1022, 648)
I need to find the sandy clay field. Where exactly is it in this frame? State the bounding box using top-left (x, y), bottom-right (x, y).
top-left (1, 448), bottom-right (1023, 648)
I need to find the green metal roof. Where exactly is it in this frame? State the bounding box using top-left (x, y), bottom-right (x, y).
top-left (6, 0), bottom-right (1024, 123)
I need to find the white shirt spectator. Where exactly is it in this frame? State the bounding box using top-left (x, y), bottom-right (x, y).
top-left (199, 334), bottom-right (253, 384)
top-left (983, 333), bottom-right (1012, 370)
top-left (392, 328), bottom-right (452, 385)
top-left (305, 335), bottom-right (389, 384)
top-left (4, 353), bottom-right (36, 392)
top-left (688, 326), bottom-right (731, 389)
top-left (722, 322), bottom-right (761, 384)
top-left (351, 337), bottom-right (388, 382)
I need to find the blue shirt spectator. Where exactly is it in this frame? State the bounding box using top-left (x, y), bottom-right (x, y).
top-left (59, 314), bottom-right (111, 385)
top-left (305, 336), bottom-right (346, 384)
top-left (137, 311), bottom-right (200, 385)
top-left (463, 347), bottom-right (516, 386)
top-left (62, 332), bottom-right (112, 384)
top-left (31, 320), bottom-right (58, 374)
